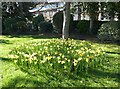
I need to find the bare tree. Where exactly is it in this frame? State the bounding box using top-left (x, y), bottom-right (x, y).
top-left (62, 2), bottom-right (70, 40)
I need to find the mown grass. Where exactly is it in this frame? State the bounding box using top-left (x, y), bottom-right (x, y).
top-left (0, 35), bottom-right (120, 87)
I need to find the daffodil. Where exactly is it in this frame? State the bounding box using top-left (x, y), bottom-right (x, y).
top-left (57, 45), bottom-right (59, 48)
top-left (65, 58), bottom-right (67, 60)
top-left (47, 56), bottom-right (52, 60)
top-left (71, 50), bottom-right (74, 53)
top-left (68, 51), bottom-right (70, 53)
top-left (86, 58), bottom-right (89, 62)
top-left (68, 59), bottom-right (70, 62)
top-left (14, 60), bottom-right (18, 63)
top-left (38, 51), bottom-right (41, 53)
top-left (59, 53), bottom-right (62, 56)
top-left (34, 62), bottom-right (37, 65)
top-left (73, 61), bottom-right (77, 66)
top-left (53, 56), bottom-right (55, 59)
top-left (41, 60), bottom-right (46, 63)
top-left (57, 56), bottom-right (61, 60)
top-left (80, 53), bottom-right (83, 57)
top-left (24, 54), bottom-right (29, 58)
top-left (58, 61), bottom-right (61, 63)
top-left (61, 61), bottom-right (65, 64)
top-left (9, 55), bottom-right (19, 59)
top-left (50, 64), bottom-right (53, 66)
top-left (103, 52), bottom-right (105, 54)
top-left (47, 54), bottom-right (50, 56)
top-left (62, 55), bottom-right (65, 58)
top-left (78, 58), bottom-right (82, 61)
top-left (81, 47), bottom-right (84, 50)
top-left (55, 52), bottom-right (58, 55)
top-left (67, 48), bottom-right (69, 50)
top-left (64, 66), bottom-right (67, 69)
top-left (29, 59), bottom-right (32, 64)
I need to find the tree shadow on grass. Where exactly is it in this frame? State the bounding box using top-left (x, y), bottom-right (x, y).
top-left (2, 76), bottom-right (48, 87)
top-left (105, 51), bottom-right (120, 55)
top-left (0, 57), bottom-right (11, 62)
top-left (87, 68), bottom-right (120, 81)
top-left (69, 34), bottom-right (120, 46)
top-left (88, 69), bottom-right (119, 87)
top-left (3, 34), bottom-right (120, 46)
top-left (0, 39), bottom-right (11, 44)
top-left (2, 66), bottom-right (119, 87)
top-left (4, 34), bottom-right (60, 39)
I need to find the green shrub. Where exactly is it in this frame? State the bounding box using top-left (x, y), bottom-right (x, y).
top-left (9, 39), bottom-right (105, 77)
top-left (98, 21), bottom-right (120, 42)
top-left (53, 11), bottom-right (73, 34)
top-left (32, 14), bottom-right (45, 31)
top-left (3, 17), bottom-right (17, 34)
top-left (39, 21), bottom-right (53, 33)
top-left (92, 21), bottom-right (104, 35)
top-left (76, 20), bottom-right (90, 34)
top-left (53, 12), bottom-right (63, 34)
top-left (15, 21), bottom-right (30, 34)
top-left (3, 17), bottom-right (30, 34)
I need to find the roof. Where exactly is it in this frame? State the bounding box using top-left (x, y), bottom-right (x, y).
top-left (29, 3), bottom-right (64, 13)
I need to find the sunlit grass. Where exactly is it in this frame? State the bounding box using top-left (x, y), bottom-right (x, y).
top-left (0, 35), bottom-right (119, 87)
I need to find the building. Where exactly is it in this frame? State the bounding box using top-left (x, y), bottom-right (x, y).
top-left (29, 2), bottom-right (118, 21)
top-left (29, 2), bottom-right (64, 21)
top-left (0, 2), bottom-right (2, 35)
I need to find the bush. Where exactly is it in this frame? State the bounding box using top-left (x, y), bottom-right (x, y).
top-left (76, 20), bottom-right (90, 34)
top-left (76, 20), bottom-right (107, 35)
top-left (32, 14), bottom-right (45, 31)
top-left (72, 21), bottom-right (79, 28)
top-left (53, 11), bottom-right (73, 34)
top-left (98, 21), bottom-right (120, 42)
top-left (53, 12), bottom-right (63, 34)
top-left (15, 21), bottom-right (30, 34)
top-left (3, 17), bottom-right (17, 34)
top-left (9, 39), bottom-right (105, 77)
top-left (92, 21), bottom-right (104, 35)
top-left (2, 17), bottom-right (31, 35)
top-left (39, 21), bottom-right (53, 33)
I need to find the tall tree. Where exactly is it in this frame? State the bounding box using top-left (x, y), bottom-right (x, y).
top-left (99, 2), bottom-right (120, 21)
top-left (2, 2), bottom-right (34, 20)
top-left (18, 2), bottom-right (24, 17)
top-left (0, 2), bottom-right (1, 17)
top-left (0, 2), bottom-right (2, 34)
top-left (62, 2), bottom-right (70, 40)
top-left (116, 2), bottom-right (120, 21)
top-left (106, 2), bottom-right (116, 21)
top-left (84, 2), bottom-right (99, 34)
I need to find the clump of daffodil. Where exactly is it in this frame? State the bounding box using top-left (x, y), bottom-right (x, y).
top-left (10, 38), bottom-right (106, 76)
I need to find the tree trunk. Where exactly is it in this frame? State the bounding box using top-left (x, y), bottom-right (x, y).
top-left (118, 13), bottom-right (120, 21)
top-left (0, 2), bottom-right (1, 17)
top-left (18, 2), bottom-right (24, 17)
top-left (110, 12), bottom-right (114, 21)
top-left (78, 2), bottom-right (81, 20)
top-left (89, 14), bottom-right (94, 34)
top-left (0, 2), bottom-right (1, 35)
top-left (62, 2), bottom-right (70, 40)
top-left (89, 12), bottom-right (98, 35)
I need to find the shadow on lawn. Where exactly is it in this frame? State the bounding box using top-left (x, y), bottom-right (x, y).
top-left (2, 76), bottom-right (48, 87)
top-left (88, 68), bottom-right (120, 82)
top-left (105, 51), bottom-right (120, 55)
top-left (3, 68), bottom-right (119, 87)
top-left (5, 34), bottom-right (60, 39)
top-left (3, 34), bottom-right (120, 45)
top-left (70, 34), bottom-right (120, 46)
top-left (0, 39), bottom-right (11, 44)
top-left (0, 57), bottom-right (11, 62)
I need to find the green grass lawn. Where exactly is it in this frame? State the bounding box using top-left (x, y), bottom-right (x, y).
top-left (0, 35), bottom-right (120, 87)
